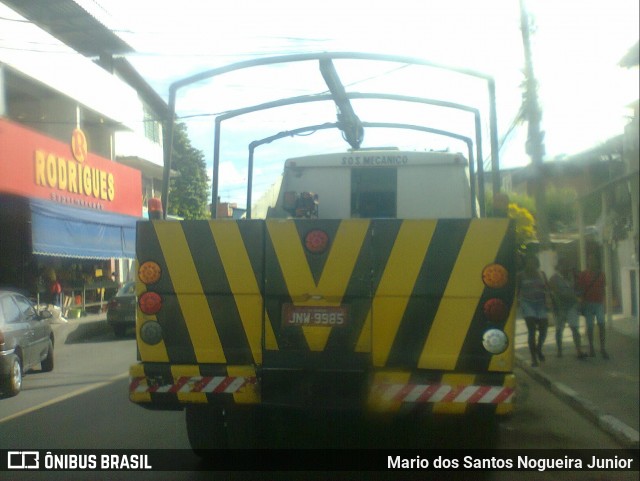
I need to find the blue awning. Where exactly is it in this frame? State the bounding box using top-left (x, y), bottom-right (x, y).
top-left (29, 198), bottom-right (139, 259)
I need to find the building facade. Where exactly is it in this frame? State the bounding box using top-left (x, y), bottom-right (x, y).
top-left (0, 1), bottom-right (165, 308)
top-left (496, 42), bottom-right (639, 331)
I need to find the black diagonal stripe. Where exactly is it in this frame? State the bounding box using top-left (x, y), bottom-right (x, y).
top-left (294, 219), bottom-right (341, 285)
top-left (386, 219), bottom-right (472, 367)
top-left (369, 219), bottom-right (404, 291)
top-left (237, 220), bottom-right (266, 294)
top-left (456, 221), bottom-right (517, 372)
top-left (324, 221), bottom-right (396, 352)
top-left (264, 228), bottom-right (308, 352)
top-left (137, 221), bottom-right (197, 364)
top-left (181, 221), bottom-right (253, 365)
top-left (237, 220), bottom-right (267, 353)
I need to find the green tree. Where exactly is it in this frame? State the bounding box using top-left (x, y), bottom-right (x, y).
top-left (545, 186), bottom-right (578, 232)
top-left (168, 122), bottom-right (210, 220)
top-left (485, 191), bottom-right (536, 217)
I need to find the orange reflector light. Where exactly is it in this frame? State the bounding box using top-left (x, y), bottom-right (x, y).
top-left (139, 292), bottom-right (162, 315)
top-left (482, 263), bottom-right (508, 289)
top-left (305, 229), bottom-right (329, 254)
top-left (483, 298), bottom-right (509, 323)
top-left (138, 261), bottom-right (161, 285)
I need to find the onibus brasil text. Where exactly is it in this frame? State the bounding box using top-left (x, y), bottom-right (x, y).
top-left (39, 453), bottom-right (151, 470)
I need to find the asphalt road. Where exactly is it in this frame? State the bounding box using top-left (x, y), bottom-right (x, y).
top-left (0, 325), bottom-right (637, 481)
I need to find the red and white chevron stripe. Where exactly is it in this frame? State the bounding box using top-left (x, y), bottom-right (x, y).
top-left (130, 376), bottom-right (257, 394)
top-left (372, 383), bottom-right (514, 404)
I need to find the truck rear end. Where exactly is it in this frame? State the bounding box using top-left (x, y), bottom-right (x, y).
top-left (128, 53), bottom-right (515, 451)
top-left (129, 150), bottom-right (516, 450)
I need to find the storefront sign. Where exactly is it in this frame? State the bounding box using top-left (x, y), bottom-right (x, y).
top-left (0, 118), bottom-right (141, 217)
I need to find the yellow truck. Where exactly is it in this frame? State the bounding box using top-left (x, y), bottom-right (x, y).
top-left (128, 53), bottom-right (517, 451)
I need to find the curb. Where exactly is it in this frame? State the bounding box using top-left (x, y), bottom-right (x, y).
top-left (515, 354), bottom-right (640, 449)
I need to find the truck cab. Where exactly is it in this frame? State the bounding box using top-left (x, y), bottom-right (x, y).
top-left (261, 149), bottom-right (475, 220)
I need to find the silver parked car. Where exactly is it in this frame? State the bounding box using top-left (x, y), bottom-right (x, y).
top-left (0, 289), bottom-right (54, 396)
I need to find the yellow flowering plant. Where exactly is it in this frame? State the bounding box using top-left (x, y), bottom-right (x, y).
top-left (508, 203), bottom-right (536, 249)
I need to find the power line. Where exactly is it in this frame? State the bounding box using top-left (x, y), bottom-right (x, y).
top-left (0, 15), bottom-right (30, 23)
top-left (0, 45), bottom-right (72, 53)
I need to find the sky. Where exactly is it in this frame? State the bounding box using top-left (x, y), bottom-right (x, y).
top-left (70, 1), bottom-right (640, 205)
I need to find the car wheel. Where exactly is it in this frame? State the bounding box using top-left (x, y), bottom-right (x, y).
top-left (41, 339), bottom-right (54, 372)
top-left (2, 355), bottom-right (22, 396)
top-left (113, 325), bottom-right (127, 338)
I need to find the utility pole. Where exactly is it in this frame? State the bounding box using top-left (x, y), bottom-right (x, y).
top-left (520, 0), bottom-right (551, 248)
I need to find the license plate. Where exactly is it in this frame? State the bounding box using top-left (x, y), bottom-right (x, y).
top-left (282, 305), bottom-right (349, 327)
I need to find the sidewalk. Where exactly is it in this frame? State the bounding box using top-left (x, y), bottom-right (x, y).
top-left (49, 311), bottom-right (111, 345)
top-left (515, 315), bottom-right (639, 448)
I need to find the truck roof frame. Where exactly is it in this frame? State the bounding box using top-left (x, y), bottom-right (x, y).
top-left (162, 52), bottom-right (500, 217)
top-left (211, 92), bottom-right (485, 219)
top-left (246, 122), bottom-right (480, 219)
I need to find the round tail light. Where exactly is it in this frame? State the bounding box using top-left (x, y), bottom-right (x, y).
top-left (305, 229), bottom-right (329, 254)
top-left (483, 298), bottom-right (509, 323)
top-left (482, 329), bottom-right (509, 355)
top-left (139, 292), bottom-right (162, 315)
top-left (482, 263), bottom-right (508, 289)
top-left (140, 321), bottom-right (163, 345)
top-left (138, 261), bottom-right (161, 285)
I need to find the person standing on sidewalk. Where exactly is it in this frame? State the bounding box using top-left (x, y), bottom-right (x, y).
top-left (517, 254), bottom-right (550, 367)
top-left (46, 268), bottom-right (62, 307)
top-left (549, 257), bottom-right (587, 359)
top-left (577, 252), bottom-right (609, 359)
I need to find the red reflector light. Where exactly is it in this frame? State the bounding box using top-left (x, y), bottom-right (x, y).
top-left (139, 292), bottom-right (162, 315)
top-left (483, 298), bottom-right (509, 323)
top-left (305, 229), bottom-right (329, 254)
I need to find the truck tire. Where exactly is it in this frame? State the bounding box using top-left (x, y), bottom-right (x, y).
top-left (229, 405), bottom-right (261, 448)
top-left (185, 405), bottom-right (229, 455)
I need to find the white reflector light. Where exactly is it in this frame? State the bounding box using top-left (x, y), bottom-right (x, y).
top-left (482, 328), bottom-right (509, 355)
top-left (140, 321), bottom-right (163, 345)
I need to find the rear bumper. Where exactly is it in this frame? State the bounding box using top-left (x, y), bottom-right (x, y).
top-left (129, 362), bottom-right (515, 415)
